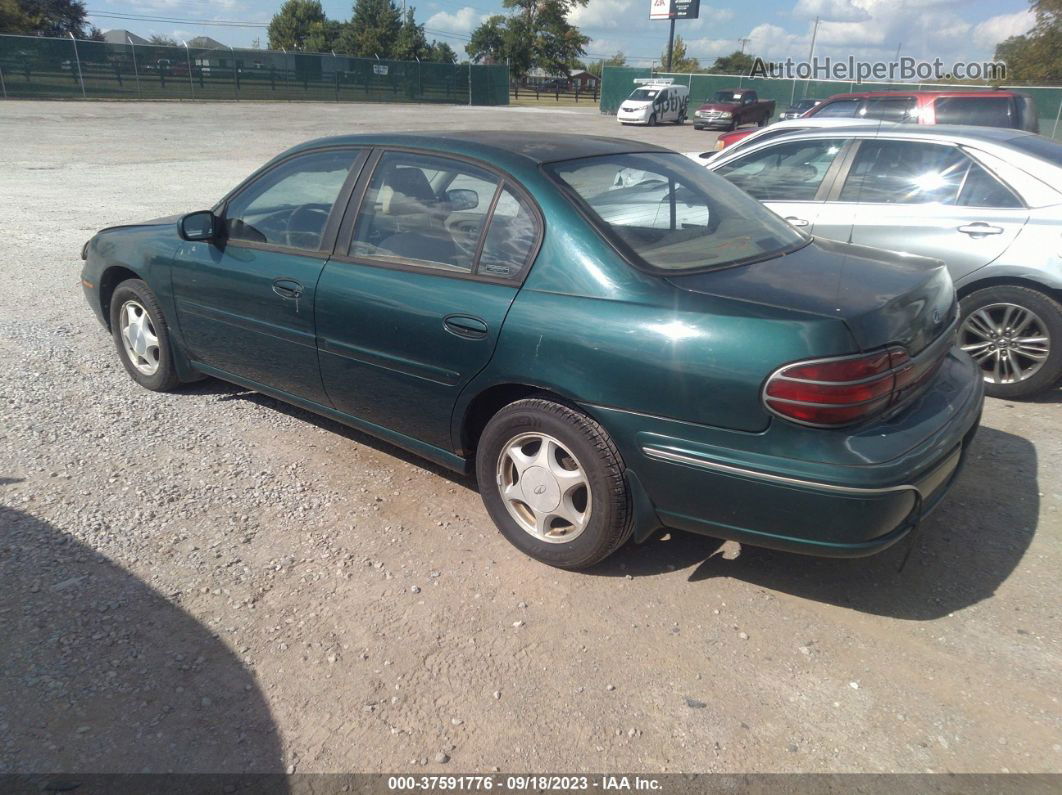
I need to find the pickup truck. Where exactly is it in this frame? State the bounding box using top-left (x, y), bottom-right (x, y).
top-left (692, 89), bottom-right (775, 131)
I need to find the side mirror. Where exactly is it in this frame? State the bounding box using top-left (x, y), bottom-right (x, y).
top-left (444, 189), bottom-right (479, 211)
top-left (179, 210), bottom-right (217, 241)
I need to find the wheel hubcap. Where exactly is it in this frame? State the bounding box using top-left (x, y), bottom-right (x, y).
top-left (960, 302), bottom-right (1050, 385)
top-left (496, 432), bottom-right (591, 544)
top-left (120, 300), bottom-right (161, 376)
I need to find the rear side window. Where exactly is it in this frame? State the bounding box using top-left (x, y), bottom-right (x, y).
top-left (840, 140), bottom-right (1021, 207)
top-left (862, 97), bottom-right (916, 122)
top-left (478, 187), bottom-right (539, 280)
top-left (714, 138), bottom-right (847, 201)
top-left (813, 99), bottom-right (861, 117)
top-left (934, 96), bottom-right (1014, 128)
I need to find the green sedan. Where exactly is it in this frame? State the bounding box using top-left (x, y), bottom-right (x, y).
top-left (80, 132), bottom-right (983, 569)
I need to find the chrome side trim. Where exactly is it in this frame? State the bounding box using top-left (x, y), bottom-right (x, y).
top-left (641, 446), bottom-right (920, 496)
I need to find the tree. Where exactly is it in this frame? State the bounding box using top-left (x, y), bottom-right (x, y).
top-left (661, 35), bottom-right (698, 73)
top-left (0, 0), bottom-right (31, 33)
top-left (12, 0), bottom-right (91, 37)
top-left (268, 0), bottom-right (332, 51)
top-left (587, 51), bottom-right (625, 77)
top-left (336, 0), bottom-right (402, 58)
top-left (425, 40), bottom-right (456, 64)
top-left (393, 7), bottom-right (427, 61)
top-left (148, 34), bottom-right (178, 47)
top-left (994, 0), bottom-right (1062, 82)
top-left (709, 49), bottom-right (755, 75)
top-left (466, 0), bottom-right (589, 80)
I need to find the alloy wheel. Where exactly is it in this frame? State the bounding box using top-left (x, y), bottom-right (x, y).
top-left (960, 302), bottom-right (1050, 385)
top-left (496, 432), bottom-right (592, 544)
top-left (119, 300), bottom-right (161, 376)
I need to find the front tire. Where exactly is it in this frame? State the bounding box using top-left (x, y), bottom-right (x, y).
top-left (476, 399), bottom-right (633, 569)
top-left (109, 279), bottom-right (181, 392)
top-left (959, 285), bottom-right (1062, 399)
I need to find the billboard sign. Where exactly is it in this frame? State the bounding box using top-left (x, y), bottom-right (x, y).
top-left (649, 0), bottom-right (700, 19)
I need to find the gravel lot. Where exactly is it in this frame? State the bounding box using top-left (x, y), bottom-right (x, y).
top-left (0, 100), bottom-right (1059, 775)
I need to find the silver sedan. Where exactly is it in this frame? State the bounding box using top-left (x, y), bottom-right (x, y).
top-left (705, 125), bottom-right (1062, 398)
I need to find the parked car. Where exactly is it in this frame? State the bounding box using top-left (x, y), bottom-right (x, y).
top-left (779, 98), bottom-right (822, 121)
top-left (805, 89), bottom-right (1040, 132)
top-left (81, 132), bottom-right (982, 569)
top-left (616, 80), bottom-right (689, 126)
top-left (687, 117), bottom-right (897, 161)
top-left (708, 125), bottom-right (1062, 398)
top-left (692, 89), bottom-right (775, 131)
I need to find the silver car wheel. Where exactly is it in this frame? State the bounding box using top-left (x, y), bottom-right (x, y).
top-left (497, 432), bottom-right (592, 544)
top-left (119, 300), bottom-right (161, 376)
top-left (960, 302), bottom-right (1050, 385)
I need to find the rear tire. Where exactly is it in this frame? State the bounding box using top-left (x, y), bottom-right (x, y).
top-left (109, 279), bottom-right (182, 392)
top-left (959, 285), bottom-right (1062, 399)
top-left (476, 399), bottom-right (633, 570)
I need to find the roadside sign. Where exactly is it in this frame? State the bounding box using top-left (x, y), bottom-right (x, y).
top-left (649, 0), bottom-right (700, 19)
top-left (373, 63), bottom-right (389, 75)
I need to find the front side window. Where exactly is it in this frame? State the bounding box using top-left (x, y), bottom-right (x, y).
top-left (350, 152), bottom-right (500, 273)
top-left (547, 152), bottom-right (806, 273)
top-left (713, 138), bottom-right (847, 201)
top-left (861, 97), bottom-right (916, 122)
top-left (224, 149), bottom-right (360, 250)
top-left (812, 99), bottom-right (861, 117)
top-left (839, 140), bottom-right (1020, 207)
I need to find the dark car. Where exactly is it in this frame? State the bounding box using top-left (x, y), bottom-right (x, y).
top-left (805, 89), bottom-right (1040, 131)
top-left (779, 98), bottom-right (822, 120)
top-left (80, 132), bottom-right (982, 569)
top-left (693, 89), bottom-right (776, 131)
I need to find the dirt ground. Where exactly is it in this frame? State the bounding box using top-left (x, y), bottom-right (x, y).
top-left (0, 100), bottom-right (1059, 776)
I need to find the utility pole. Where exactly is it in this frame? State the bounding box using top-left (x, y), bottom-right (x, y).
top-left (738, 37), bottom-right (750, 53)
top-left (128, 35), bottom-right (141, 99)
top-left (792, 15), bottom-right (819, 103)
top-left (665, 16), bottom-right (676, 72)
top-left (69, 32), bottom-right (86, 98)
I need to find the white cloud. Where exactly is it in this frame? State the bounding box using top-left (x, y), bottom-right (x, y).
top-left (793, 0), bottom-right (869, 23)
top-left (569, 0), bottom-right (636, 30)
top-left (425, 7), bottom-right (487, 34)
top-left (971, 9), bottom-right (1036, 49)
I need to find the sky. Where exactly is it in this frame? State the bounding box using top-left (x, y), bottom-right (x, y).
top-left (84, 0), bottom-right (1037, 67)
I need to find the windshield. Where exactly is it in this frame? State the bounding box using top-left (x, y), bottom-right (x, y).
top-left (628, 88), bottom-right (659, 101)
top-left (547, 152), bottom-right (807, 273)
top-left (795, 99), bottom-right (819, 111)
top-left (713, 91), bottom-right (744, 103)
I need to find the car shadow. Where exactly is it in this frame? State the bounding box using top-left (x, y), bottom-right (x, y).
top-left (590, 426), bottom-right (1038, 621)
top-left (0, 497), bottom-right (286, 776)
top-left (181, 379), bottom-right (477, 491)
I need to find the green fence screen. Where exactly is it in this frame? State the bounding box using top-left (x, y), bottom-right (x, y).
top-left (0, 34), bottom-right (509, 105)
top-left (600, 66), bottom-right (1062, 140)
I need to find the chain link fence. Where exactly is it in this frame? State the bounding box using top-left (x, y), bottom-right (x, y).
top-left (600, 66), bottom-right (1062, 140)
top-left (0, 33), bottom-right (509, 105)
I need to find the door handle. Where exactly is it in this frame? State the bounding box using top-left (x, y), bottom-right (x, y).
top-left (272, 278), bottom-right (304, 300)
top-left (957, 223), bottom-right (1004, 237)
top-left (784, 216), bottom-right (810, 227)
top-left (444, 314), bottom-right (488, 340)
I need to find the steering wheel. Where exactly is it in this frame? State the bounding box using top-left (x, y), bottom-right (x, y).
top-left (284, 204), bottom-right (331, 249)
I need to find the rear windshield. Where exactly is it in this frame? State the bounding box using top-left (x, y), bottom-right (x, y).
top-left (934, 96), bottom-right (1014, 128)
top-left (546, 152), bottom-right (807, 273)
top-left (1008, 134), bottom-right (1062, 167)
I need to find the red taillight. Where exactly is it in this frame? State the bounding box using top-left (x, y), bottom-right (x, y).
top-left (764, 346), bottom-right (938, 427)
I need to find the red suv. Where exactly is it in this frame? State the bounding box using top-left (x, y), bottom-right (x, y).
top-left (803, 89), bottom-right (1039, 132)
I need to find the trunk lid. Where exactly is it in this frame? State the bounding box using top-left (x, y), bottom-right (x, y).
top-left (667, 237), bottom-right (956, 356)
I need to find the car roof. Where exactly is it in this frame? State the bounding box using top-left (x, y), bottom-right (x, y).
top-left (822, 89), bottom-right (1022, 100)
top-left (289, 131), bottom-right (672, 166)
top-left (764, 124), bottom-right (1037, 144)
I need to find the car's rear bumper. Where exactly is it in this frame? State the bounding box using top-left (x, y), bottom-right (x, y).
top-left (589, 347), bottom-right (984, 557)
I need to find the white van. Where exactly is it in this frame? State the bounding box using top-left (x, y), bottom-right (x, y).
top-left (616, 79), bottom-right (689, 126)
